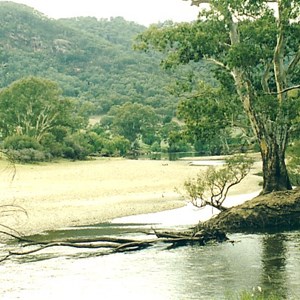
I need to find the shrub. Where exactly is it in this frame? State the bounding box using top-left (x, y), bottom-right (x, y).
top-left (40, 133), bottom-right (64, 157)
top-left (3, 135), bottom-right (41, 150)
top-left (150, 141), bottom-right (161, 152)
top-left (63, 132), bottom-right (93, 160)
top-left (101, 135), bottom-right (130, 157)
top-left (184, 155), bottom-right (254, 211)
top-left (6, 148), bottom-right (50, 163)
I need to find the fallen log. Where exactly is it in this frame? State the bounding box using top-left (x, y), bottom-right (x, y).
top-left (1, 227), bottom-right (229, 261)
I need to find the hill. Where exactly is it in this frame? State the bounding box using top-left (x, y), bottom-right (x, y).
top-left (0, 1), bottom-right (212, 118)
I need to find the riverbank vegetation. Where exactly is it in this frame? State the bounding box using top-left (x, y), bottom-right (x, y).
top-left (0, 1), bottom-right (274, 164)
top-left (184, 155), bottom-right (254, 211)
top-left (0, 2), bottom-right (215, 161)
top-left (136, 0), bottom-right (300, 194)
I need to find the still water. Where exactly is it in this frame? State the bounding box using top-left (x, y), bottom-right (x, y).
top-left (1, 222), bottom-right (300, 300)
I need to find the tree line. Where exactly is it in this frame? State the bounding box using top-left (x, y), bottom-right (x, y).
top-left (0, 1), bottom-right (299, 193)
top-left (0, 1), bottom-right (248, 162)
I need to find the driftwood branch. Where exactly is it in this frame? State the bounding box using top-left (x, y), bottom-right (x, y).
top-left (1, 228), bottom-right (228, 261)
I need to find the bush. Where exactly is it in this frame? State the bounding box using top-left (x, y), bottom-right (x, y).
top-left (150, 141), bottom-right (161, 152)
top-left (63, 132), bottom-right (93, 160)
top-left (3, 135), bottom-right (41, 150)
top-left (111, 136), bottom-right (130, 156)
top-left (225, 287), bottom-right (282, 300)
top-left (6, 148), bottom-right (50, 163)
top-left (85, 132), bottom-right (105, 153)
top-left (40, 133), bottom-right (64, 157)
top-left (101, 135), bottom-right (130, 157)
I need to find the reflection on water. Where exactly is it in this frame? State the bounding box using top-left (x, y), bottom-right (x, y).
top-left (0, 225), bottom-right (300, 299)
top-left (261, 234), bottom-right (288, 297)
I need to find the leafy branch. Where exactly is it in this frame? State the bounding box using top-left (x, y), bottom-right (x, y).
top-left (184, 155), bottom-right (254, 211)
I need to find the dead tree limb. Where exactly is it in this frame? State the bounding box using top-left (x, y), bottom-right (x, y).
top-left (1, 227), bottom-right (229, 261)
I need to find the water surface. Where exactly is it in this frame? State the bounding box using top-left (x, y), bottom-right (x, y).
top-left (1, 222), bottom-right (300, 299)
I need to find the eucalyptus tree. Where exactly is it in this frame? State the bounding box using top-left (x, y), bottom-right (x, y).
top-left (136, 0), bottom-right (300, 193)
top-left (177, 81), bottom-right (241, 155)
top-left (109, 102), bottom-right (160, 145)
top-left (0, 77), bottom-right (79, 142)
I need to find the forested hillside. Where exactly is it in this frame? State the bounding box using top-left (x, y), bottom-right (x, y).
top-left (0, 1), bottom-right (228, 162)
top-left (0, 1), bottom-right (212, 118)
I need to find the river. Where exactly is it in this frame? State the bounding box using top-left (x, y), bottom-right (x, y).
top-left (1, 205), bottom-right (300, 300)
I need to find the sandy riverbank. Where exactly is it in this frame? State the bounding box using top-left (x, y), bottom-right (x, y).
top-left (0, 157), bottom-right (262, 236)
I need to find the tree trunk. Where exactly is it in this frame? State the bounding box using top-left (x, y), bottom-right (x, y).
top-left (229, 17), bottom-right (293, 194)
top-left (260, 139), bottom-right (292, 193)
top-left (233, 71), bottom-right (292, 194)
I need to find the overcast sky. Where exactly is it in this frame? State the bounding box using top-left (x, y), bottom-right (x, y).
top-left (3, 0), bottom-right (199, 26)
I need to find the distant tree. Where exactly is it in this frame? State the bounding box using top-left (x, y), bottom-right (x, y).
top-left (109, 102), bottom-right (160, 145)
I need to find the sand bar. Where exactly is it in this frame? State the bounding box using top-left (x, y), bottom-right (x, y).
top-left (0, 157), bottom-right (262, 236)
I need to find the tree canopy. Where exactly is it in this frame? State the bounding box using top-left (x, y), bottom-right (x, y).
top-left (136, 0), bottom-right (300, 193)
top-left (109, 102), bottom-right (160, 144)
top-left (0, 77), bottom-right (70, 141)
top-left (0, 1), bottom-right (213, 119)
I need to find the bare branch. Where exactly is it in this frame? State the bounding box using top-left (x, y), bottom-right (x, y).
top-left (267, 85), bottom-right (300, 95)
top-left (0, 229), bottom-right (228, 262)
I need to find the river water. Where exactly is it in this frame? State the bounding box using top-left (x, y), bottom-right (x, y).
top-left (1, 208), bottom-right (300, 300)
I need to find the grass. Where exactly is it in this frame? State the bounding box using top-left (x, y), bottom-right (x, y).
top-left (225, 287), bottom-right (284, 300)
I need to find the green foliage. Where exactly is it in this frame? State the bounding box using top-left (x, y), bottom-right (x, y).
top-left (0, 2), bottom-right (192, 119)
top-left (184, 155), bottom-right (254, 210)
top-left (63, 132), bottom-right (94, 160)
top-left (101, 135), bottom-right (131, 157)
top-left (177, 82), bottom-right (244, 154)
top-left (136, 3), bottom-right (300, 132)
top-left (40, 133), bottom-right (65, 157)
top-left (0, 77), bottom-right (82, 142)
top-left (108, 102), bottom-right (160, 144)
top-left (137, 0), bottom-right (300, 192)
top-left (167, 130), bottom-right (193, 153)
top-left (225, 288), bottom-right (282, 300)
top-left (0, 2), bottom-right (221, 160)
top-left (287, 141), bottom-right (300, 186)
top-left (150, 141), bottom-right (161, 152)
top-left (3, 134), bottom-right (49, 163)
top-left (0, 76), bottom-right (96, 161)
top-left (3, 135), bottom-right (41, 150)
top-left (6, 149), bottom-right (49, 163)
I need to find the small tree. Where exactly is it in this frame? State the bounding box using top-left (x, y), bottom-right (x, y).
top-left (184, 155), bottom-right (254, 211)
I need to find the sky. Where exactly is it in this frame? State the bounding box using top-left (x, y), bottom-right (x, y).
top-left (3, 0), bottom-right (200, 26)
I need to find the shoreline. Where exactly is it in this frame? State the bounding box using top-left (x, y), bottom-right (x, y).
top-left (0, 157), bottom-right (262, 236)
